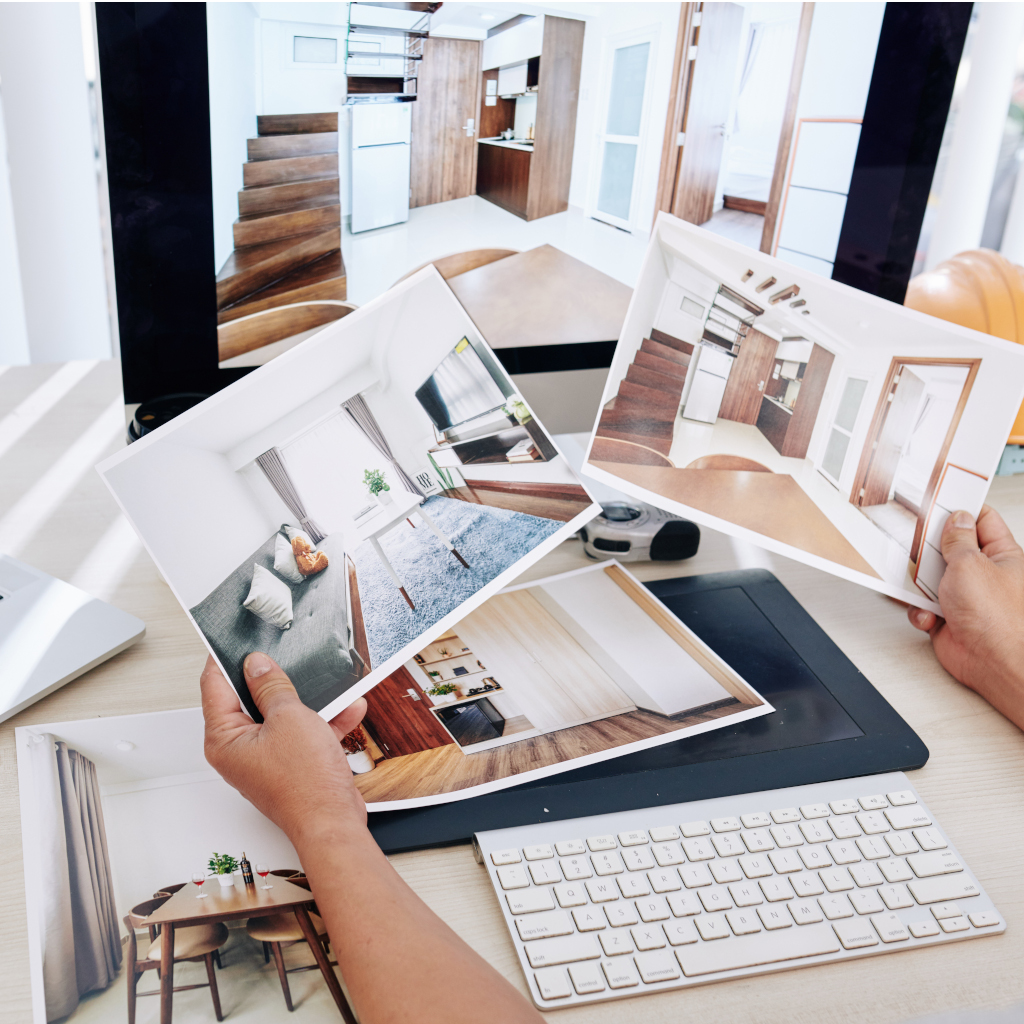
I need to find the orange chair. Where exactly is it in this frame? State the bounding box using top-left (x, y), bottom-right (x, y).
top-left (904, 249), bottom-right (1024, 442)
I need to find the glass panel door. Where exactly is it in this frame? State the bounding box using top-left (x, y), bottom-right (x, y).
top-left (820, 376), bottom-right (869, 487)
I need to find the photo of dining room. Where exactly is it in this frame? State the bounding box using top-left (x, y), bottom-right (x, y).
top-left (585, 213), bottom-right (1024, 607)
top-left (16, 710), bottom-right (350, 1024)
top-left (100, 269), bottom-right (597, 725)
top-left (350, 562), bottom-right (770, 809)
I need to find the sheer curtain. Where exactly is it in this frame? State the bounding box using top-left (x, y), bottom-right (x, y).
top-left (255, 446), bottom-right (326, 543)
top-left (342, 394), bottom-right (425, 498)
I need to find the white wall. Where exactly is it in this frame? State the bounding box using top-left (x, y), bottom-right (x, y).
top-left (207, 2), bottom-right (259, 273)
top-left (0, 2), bottom-right (111, 363)
top-left (0, 96), bottom-right (29, 364)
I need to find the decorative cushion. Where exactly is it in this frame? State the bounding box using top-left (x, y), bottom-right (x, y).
top-left (246, 912), bottom-right (327, 943)
top-left (147, 922), bottom-right (228, 961)
top-left (282, 524), bottom-right (329, 577)
top-left (273, 532), bottom-right (305, 585)
top-left (243, 564), bottom-right (294, 629)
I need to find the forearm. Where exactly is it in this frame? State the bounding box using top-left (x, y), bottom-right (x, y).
top-left (297, 821), bottom-right (542, 1024)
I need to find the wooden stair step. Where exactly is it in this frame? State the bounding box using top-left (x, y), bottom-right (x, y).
top-left (641, 337), bottom-right (690, 367)
top-left (219, 251), bottom-right (346, 324)
top-left (218, 302), bottom-right (355, 364)
top-left (595, 423), bottom-right (673, 457)
top-left (243, 153), bottom-right (339, 188)
top-left (247, 132), bottom-right (339, 162)
top-left (634, 349), bottom-right (688, 380)
top-left (618, 379), bottom-right (682, 409)
top-left (238, 176), bottom-right (340, 217)
top-left (625, 363), bottom-right (685, 396)
top-left (650, 327), bottom-right (694, 355)
top-left (598, 404), bottom-right (674, 438)
top-left (216, 227), bottom-right (340, 309)
top-left (590, 436), bottom-right (674, 467)
top-left (233, 196), bottom-right (340, 248)
top-left (257, 112), bottom-right (338, 136)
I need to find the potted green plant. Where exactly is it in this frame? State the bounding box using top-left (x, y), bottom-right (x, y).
top-left (341, 725), bottom-right (375, 774)
top-left (208, 852), bottom-right (239, 887)
top-left (426, 680), bottom-right (459, 705)
top-left (363, 468), bottom-right (392, 505)
top-left (504, 398), bottom-right (532, 425)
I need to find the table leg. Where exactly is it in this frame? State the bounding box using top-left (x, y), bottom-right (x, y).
top-left (416, 507), bottom-right (470, 568)
top-left (160, 922), bottom-right (174, 1024)
top-left (369, 535), bottom-right (414, 609)
top-left (294, 905), bottom-right (356, 1023)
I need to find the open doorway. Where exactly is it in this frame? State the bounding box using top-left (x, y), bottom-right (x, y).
top-left (851, 358), bottom-right (980, 560)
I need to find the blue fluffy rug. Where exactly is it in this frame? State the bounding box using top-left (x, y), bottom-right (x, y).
top-left (351, 495), bottom-right (563, 667)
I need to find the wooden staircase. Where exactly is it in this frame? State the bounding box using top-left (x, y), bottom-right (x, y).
top-left (216, 112), bottom-right (348, 362)
top-left (593, 329), bottom-right (693, 462)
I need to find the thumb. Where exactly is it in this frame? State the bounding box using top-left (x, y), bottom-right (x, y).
top-left (243, 652), bottom-right (305, 718)
top-left (940, 510), bottom-right (980, 564)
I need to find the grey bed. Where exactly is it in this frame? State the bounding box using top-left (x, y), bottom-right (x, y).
top-left (190, 529), bottom-right (365, 718)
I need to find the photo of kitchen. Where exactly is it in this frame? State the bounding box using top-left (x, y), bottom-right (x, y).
top-left (350, 562), bottom-right (770, 808)
top-left (585, 214), bottom-right (1024, 605)
top-left (100, 270), bottom-right (596, 724)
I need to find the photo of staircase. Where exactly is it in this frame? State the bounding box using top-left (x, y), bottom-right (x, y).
top-left (591, 329), bottom-right (693, 467)
top-left (216, 112), bottom-right (350, 365)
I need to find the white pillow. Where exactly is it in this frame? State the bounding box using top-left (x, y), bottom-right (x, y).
top-left (273, 533), bottom-right (305, 585)
top-left (243, 564), bottom-right (293, 629)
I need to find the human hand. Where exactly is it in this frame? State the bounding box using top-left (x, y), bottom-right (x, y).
top-left (908, 506), bottom-right (1024, 731)
top-left (200, 652), bottom-right (369, 846)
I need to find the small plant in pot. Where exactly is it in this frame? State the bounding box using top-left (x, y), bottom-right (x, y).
top-left (504, 398), bottom-right (532, 426)
top-left (208, 852), bottom-right (239, 887)
top-left (341, 725), bottom-right (375, 774)
top-left (426, 680), bottom-right (459, 705)
top-left (364, 468), bottom-right (391, 505)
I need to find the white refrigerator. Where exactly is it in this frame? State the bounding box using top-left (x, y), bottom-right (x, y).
top-left (350, 103), bottom-right (411, 233)
top-left (682, 344), bottom-right (735, 423)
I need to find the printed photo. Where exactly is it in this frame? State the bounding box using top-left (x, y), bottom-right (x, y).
top-left (585, 214), bottom-right (1024, 609)
top-left (99, 270), bottom-right (597, 722)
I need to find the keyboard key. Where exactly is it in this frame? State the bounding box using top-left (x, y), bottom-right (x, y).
top-left (560, 857), bottom-right (593, 881)
top-left (524, 844), bottom-right (553, 861)
top-left (555, 840), bottom-right (586, 856)
top-left (711, 816), bottom-right (741, 832)
top-left (833, 917), bottom-right (879, 949)
top-left (649, 826), bottom-right (680, 843)
top-left (790, 899), bottom-right (824, 925)
top-left (729, 882), bottom-right (764, 907)
top-left (630, 924), bottom-right (667, 951)
top-left (800, 803), bottom-right (830, 819)
top-left (497, 865), bottom-right (530, 889)
top-left (885, 806), bottom-right (932, 830)
top-left (909, 919), bottom-right (940, 938)
top-left (636, 896), bottom-right (670, 922)
top-left (742, 829), bottom-right (775, 853)
top-left (907, 851), bottom-right (963, 877)
top-left (517, 911), bottom-right (574, 941)
top-left (592, 851), bottom-right (624, 876)
top-left (856, 811), bottom-right (889, 835)
top-left (859, 794), bottom-right (888, 811)
top-left (741, 812), bottom-right (772, 828)
top-left (791, 873), bottom-right (825, 898)
top-left (887, 790), bottom-right (917, 806)
top-left (554, 884), bottom-right (588, 909)
top-left (760, 878), bottom-right (794, 902)
top-left (879, 884), bottom-right (914, 910)
top-left (819, 895), bottom-right (854, 920)
top-left (617, 875), bottom-right (651, 899)
top-left (771, 807), bottom-right (801, 824)
top-left (871, 912), bottom-right (909, 943)
top-left (739, 855), bottom-right (773, 878)
top-left (623, 848), bottom-right (655, 872)
top-left (664, 919), bottom-right (699, 945)
top-left (757, 905), bottom-right (792, 930)
top-left (604, 904), bottom-right (639, 928)
top-left (914, 828), bottom-right (947, 851)
top-left (681, 820), bottom-right (710, 837)
top-left (648, 869), bottom-right (682, 893)
top-left (856, 837), bottom-right (890, 861)
top-left (666, 892), bottom-right (702, 917)
top-left (798, 846), bottom-right (832, 870)
top-left (635, 950), bottom-right (681, 983)
top-left (699, 886), bottom-right (733, 912)
top-left (769, 850), bottom-right (803, 874)
top-left (710, 859), bottom-right (744, 883)
top-left (849, 863), bottom-right (884, 888)
top-left (930, 902), bottom-right (967, 920)
top-left (600, 930), bottom-right (635, 955)
top-left (885, 832), bottom-right (920, 857)
top-left (819, 868), bottom-right (853, 893)
top-left (534, 967), bottom-right (572, 1000)
top-left (800, 820), bottom-right (834, 844)
top-left (526, 934), bottom-right (601, 968)
top-left (682, 837), bottom-right (715, 861)
top-left (770, 824), bottom-right (804, 848)
top-left (695, 913), bottom-right (729, 940)
top-left (602, 958), bottom-right (640, 989)
top-left (879, 858), bottom-right (914, 883)
top-left (727, 909), bottom-right (761, 934)
top-left (827, 841), bottom-right (861, 865)
top-left (940, 916), bottom-right (970, 933)
top-left (677, 923), bottom-right (840, 976)
top-left (618, 831), bottom-right (649, 847)
top-left (712, 833), bottom-right (745, 857)
top-left (529, 861), bottom-right (561, 885)
top-left (507, 888), bottom-right (555, 914)
top-left (568, 961), bottom-right (605, 994)
top-left (587, 835), bottom-right (617, 852)
top-left (849, 890), bottom-right (885, 915)
top-left (969, 912), bottom-right (1000, 928)
top-left (829, 799), bottom-right (860, 815)
top-left (652, 842), bottom-right (684, 867)
top-left (491, 849), bottom-right (521, 865)
top-left (829, 816), bottom-right (862, 840)
top-left (680, 865), bottom-right (712, 888)
top-left (586, 879), bottom-right (620, 903)
top-left (908, 876), bottom-right (980, 904)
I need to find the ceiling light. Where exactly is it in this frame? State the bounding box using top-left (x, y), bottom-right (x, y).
top-left (116, 740), bottom-right (136, 752)
top-left (755, 276), bottom-right (777, 293)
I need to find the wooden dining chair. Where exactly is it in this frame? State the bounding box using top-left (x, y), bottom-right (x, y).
top-left (217, 300), bottom-right (358, 363)
top-left (391, 248), bottom-right (520, 288)
top-left (153, 883), bottom-right (187, 897)
top-left (686, 454), bottom-right (773, 472)
top-left (125, 897), bottom-right (229, 1024)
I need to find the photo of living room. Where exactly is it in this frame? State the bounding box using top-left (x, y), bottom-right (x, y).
top-left (350, 562), bottom-right (770, 809)
top-left (585, 214), bottom-right (1024, 607)
top-left (100, 270), bottom-right (596, 722)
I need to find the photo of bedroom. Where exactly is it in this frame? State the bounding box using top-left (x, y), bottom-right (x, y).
top-left (351, 562), bottom-right (769, 808)
top-left (100, 270), bottom-right (596, 722)
top-left (585, 214), bottom-right (1024, 606)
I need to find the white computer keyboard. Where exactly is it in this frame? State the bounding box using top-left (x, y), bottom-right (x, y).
top-left (474, 772), bottom-right (1004, 1009)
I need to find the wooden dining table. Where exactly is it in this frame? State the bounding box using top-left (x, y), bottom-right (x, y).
top-left (144, 876), bottom-right (353, 1024)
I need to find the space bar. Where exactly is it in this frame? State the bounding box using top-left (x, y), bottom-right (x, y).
top-left (677, 924), bottom-right (841, 977)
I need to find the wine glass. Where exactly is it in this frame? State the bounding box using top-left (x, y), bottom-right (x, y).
top-left (192, 871), bottom-right (208, 898)
top-left (256, 863), bottom-right (272, 889)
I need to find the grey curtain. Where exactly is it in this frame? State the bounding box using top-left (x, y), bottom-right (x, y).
top-left (24, 734), bottom-right (121, 1021)
top-left (256, 446), bottom-right (327, 543)
top-left (342, 394), bottom-right (424, 497)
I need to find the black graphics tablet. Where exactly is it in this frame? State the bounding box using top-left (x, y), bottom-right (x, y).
top-left (367, 569), bottom-right (928, 853)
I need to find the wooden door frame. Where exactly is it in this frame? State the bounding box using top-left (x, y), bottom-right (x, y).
top-left (849, 356), bottom-right (981, 562)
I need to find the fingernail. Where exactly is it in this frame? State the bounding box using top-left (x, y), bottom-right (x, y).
top-left (244, 652), bottom-right (273, 678)
top-left (951, 510), bottom-right (974, 529)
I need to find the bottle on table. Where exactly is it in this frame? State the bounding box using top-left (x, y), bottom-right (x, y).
top-left (240, 852), bottom-right (255, 886)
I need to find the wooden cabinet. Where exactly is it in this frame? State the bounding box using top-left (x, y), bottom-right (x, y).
top-left (476, 144), bottom-right (531, 218)
top-left (756, 398), bottom-right (792, 453)
top-left (755, 343), bottom-right (835, 459)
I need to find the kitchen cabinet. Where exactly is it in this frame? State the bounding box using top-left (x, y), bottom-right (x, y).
top-left (477, 143), bottom-right (531, 218)
top-left (497, 61), bottom-right (528, 97)
top-left (756, 342), bottom-right (835, 459)
top-left (482, 16), bottom-right (544, 70)
top-left (756, 398), bottom-right (792, 453)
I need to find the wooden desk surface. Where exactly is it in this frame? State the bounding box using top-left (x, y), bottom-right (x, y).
top-left (447, 244), bottom-right (633, 350)
top-left (146, 876), bottom-right (312, 926)
top-left (2, 361), bottom-right (1024, 1022)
